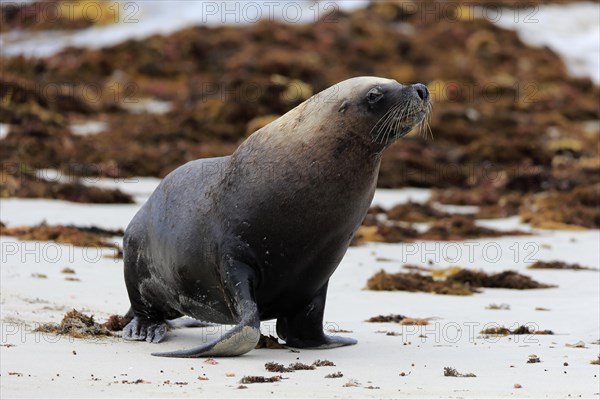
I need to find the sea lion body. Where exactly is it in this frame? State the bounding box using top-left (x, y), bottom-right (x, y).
top-left (123, 76), bottom-right (431, 357)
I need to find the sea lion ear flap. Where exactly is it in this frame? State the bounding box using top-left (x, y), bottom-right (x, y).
top-left (338, 100), bottom-right (350, 113)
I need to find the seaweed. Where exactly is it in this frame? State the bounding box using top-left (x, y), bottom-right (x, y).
top-left (444, 367), bottom-right (476, 377)
top-left (528, 261), bottom-right (597, 271)
top-left (386, 201), bottom-right (450, 223)
top-left (35, 309), bottom-right (113, 338)
top-left (480, 326), bottom-right (553, 335)
top-left (255, 334), bottom-right (287, 349)
top-left (264, 361), bottom-right (317, 372)
top-left (367, 268), bottom-right (554, 295)
top-left (0, 164), bottom-right (133, 204)
top-left (419, 215), bottom-right (528, 241)
top-left (239, 375), bottom-right (282, 384)
top-left (312, 360), bottom-right (335, 367)
top-left (102, 314), bottom-right (132, 331)
top-left (0, 223), bottom-right (122, 250)
top-left (366, 314), bottom-right (406, 323)
top-left (264, 362), bottom-right (293, 373)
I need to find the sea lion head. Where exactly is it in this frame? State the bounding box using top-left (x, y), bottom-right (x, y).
top-left (329, 76), bottom-right (432, 149)
top-left (242, 76), bottom-right (431, 159)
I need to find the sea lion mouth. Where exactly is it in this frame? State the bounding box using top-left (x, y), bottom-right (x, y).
top-left (371, 97), bottom-right (432, 145)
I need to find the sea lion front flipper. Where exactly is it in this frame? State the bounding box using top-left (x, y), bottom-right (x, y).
top-left (152, 262), bottom-right (260, 358)
top-left (277, 280), bottom-right (357, 349)
top-left (122, 317), bottom-right (168, 343)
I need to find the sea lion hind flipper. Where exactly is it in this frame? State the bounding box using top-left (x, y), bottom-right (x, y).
top-left (151, 317), bottom-right (260, 358)
top-left (277, 280), bottom-right (357, 349)
top-left (152, 262), bottom-right (260, 358)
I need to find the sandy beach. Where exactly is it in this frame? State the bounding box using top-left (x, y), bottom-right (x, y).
top-left (1, 181), bottom-right (599, 399)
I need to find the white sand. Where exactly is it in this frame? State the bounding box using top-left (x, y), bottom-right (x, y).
top-left (493, 2), bottom-right (600, 84)
top-left (0, 0), bottom-right (369, 58)
top-left (1, 182), bottom-right (599, 399)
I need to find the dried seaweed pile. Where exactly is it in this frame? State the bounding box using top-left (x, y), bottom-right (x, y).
top-left (528, 260), bottom-right (597, 271)
top-left (0, 223), bottom-right (123, 249)
top-left (0, 166), bottom-right (133, 203)
top-left (35, 310), bottom-right (130, 338)
top-left (480, 325), bottom-right (553, 335)
top-left (366, 267), bottom-right (554, 295)
top-left (352, 210), bottom-right (528, 245)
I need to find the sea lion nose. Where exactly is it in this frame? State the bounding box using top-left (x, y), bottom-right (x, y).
top-left (413, 83), bottom-right (429, 101)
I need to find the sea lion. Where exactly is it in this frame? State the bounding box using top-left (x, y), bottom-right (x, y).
top-left (122, 76), bottom-right (431, 357)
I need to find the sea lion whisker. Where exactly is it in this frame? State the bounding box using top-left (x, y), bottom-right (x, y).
top-left (372, 103), bottom-right (402, 144)
top-left (417, 102), bottom-right (426, 139)
top-left (385, 104), bottom-right (404, 139)
top-left (391, 104), bottom-right (406, 140)
top-left (397, 102), bottom-right (412, 136)
top-left (370, 105), bottom-right (395, 142)
top-left (389, 107), bottom-right (402, 141)
top-left (427, 102), bottom-right (434, 141)
top-left (390, 102), bottom-right (407, 141)
top-left (427, 120), bottom-right (434, 141)
top-left (374, 107), bottom-right (396, 142)
top-left (384, 110), bottom-right (395, 144)
top-left (379, 102), bottom-right (403, 133)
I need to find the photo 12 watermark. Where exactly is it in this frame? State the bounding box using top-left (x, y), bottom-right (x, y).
top-left (0, 1), bottom-right (140, 26)
top-left (1, 241), bottom-right (123, 265)
top-left (1, 162), bottom-right (140, 184)
top-left (398, 241), bottom-right (540, 264)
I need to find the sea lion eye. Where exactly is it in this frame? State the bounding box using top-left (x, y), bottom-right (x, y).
top-left (366, 87), bottom-right (384, 104)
